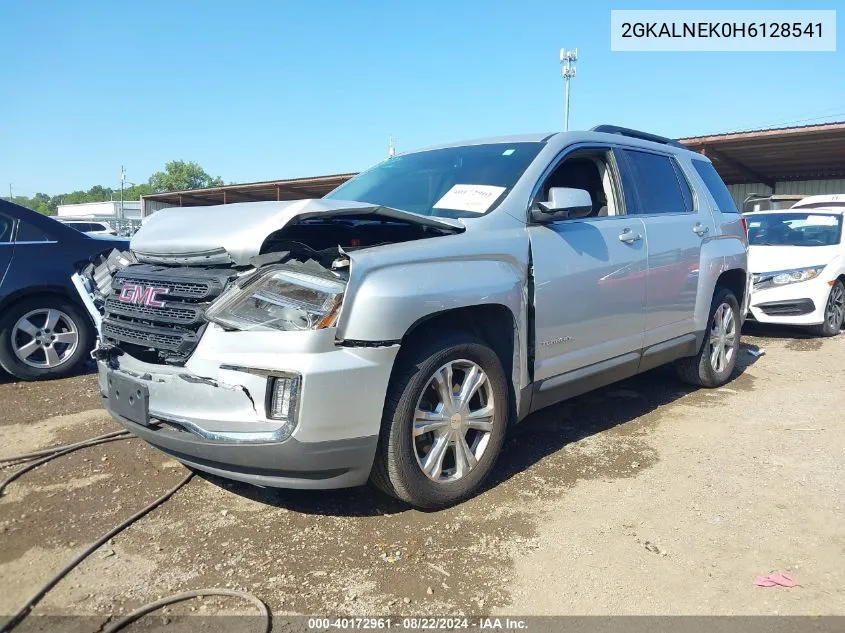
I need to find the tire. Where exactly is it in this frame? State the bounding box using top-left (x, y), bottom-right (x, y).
top-left (809, 280), bottom-right (844, 337)
top-left (675, 287), bottom-right (741, 388)
top-left (0, 296), bottom-right (93, 381)
top-left (371, 331), bottom-right (510, 509)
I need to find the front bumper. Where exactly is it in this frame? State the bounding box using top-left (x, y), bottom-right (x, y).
top-left (747, 276), bottom-right (831, 326)
top-left (99, 325), bottom-right (399, 489)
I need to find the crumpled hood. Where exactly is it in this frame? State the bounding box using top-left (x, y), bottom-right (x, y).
top-left (748, 244), bottom-right (840, 273)
top-left (130, 198), bottom-right (464, 265)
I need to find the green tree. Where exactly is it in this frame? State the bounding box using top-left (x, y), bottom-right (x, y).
top-left (123, 183), bottom-right (155, 199)
top-left (6, 159), bottom-right (224, 215)
top-left (148, 160), bottom-right (223, 192)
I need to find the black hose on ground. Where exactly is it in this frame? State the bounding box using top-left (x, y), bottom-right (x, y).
top-left (0, 434), bottom-right (131, 497)
top-left (2, 472), bottom-right (194, 632)
top-left (102, 588), bottom-right (271, 633)
top-left (0, 430), bottom-right (130, 464)
top-left (0, 435), bottom-right (271, 633)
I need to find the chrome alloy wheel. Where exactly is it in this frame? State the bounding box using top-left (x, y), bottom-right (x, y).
top-left (12, 308), bottom-right (79, 369)
top-left (413, 359), bottom-right (495, 483)
top-left (825, 283), bottom-right (844, 330)
top-left (709, 302), bottom-right (737, 374)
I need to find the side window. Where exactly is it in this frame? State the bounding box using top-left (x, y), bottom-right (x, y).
top-left (539, 149), bottom-right (620, 218)
top-left (622, 149), bottom-right (692, 215)
top-left (0, 214), bottom-right (13, 243)
top-left (691, 159), bottom-right (739, 213)
top-left (15, 220), bottom-right (53, 243)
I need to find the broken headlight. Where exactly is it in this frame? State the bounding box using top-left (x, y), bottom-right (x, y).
top-left (206, 265), bottom-right (345, 332)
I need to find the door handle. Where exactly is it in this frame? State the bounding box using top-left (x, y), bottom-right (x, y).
top-left (618, 228), bottom-right (642, 244)
top-left (693, 223), bottom-right (710, 236)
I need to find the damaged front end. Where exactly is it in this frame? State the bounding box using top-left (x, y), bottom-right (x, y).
top-left (75, 199), bottom-right (461, 368)
top-left (73, 199), bottom-right (436, 450)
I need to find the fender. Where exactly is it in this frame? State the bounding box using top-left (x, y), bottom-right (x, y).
top-left (337, 226), bottom-right (532, 394)
top-left (694, 220), bottom-right (748, 332)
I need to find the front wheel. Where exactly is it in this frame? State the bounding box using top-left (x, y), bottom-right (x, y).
top-left (675, 287), bottom-right (741, 388)
top-left (809, 280), bottom-right (844, 337)
top-left (371, 332), bottom-right (509, 509)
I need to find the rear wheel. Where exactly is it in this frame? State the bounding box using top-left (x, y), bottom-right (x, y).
top-left (809, 280), bottom-right (844, 337)
top-left (675, 287), bottom-right (741, 388)
top-left (371, 332), bottom-right (509, 509)
top-left (0, 296), bottom-right (93, 380)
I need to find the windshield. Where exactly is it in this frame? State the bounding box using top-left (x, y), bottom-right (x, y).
top-left (747, 213), bottom-right (843, 247)
top-left (325, 142), bottom-right (544, 218)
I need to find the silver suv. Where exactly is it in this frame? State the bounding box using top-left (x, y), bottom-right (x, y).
top-left (81, 126), bottom-right (749, 508)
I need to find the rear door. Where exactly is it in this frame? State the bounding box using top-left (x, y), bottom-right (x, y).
top-left (618, 149), bottom-right (713, 346)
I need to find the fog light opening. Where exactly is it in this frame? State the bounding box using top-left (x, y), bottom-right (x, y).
top-left (267, 374), bottom-right (301, 424)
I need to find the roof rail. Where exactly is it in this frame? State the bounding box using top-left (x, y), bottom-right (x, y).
top-left (590, 125), bottom-right (685, 149)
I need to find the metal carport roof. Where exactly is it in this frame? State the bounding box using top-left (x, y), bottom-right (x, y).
top-left (141, 173), bottom-right (356, 208)
top-left (678, 122), bottom-right (845, 186)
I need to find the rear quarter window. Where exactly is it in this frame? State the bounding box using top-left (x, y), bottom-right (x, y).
top-left (692, 159), bottom-right (738, 213)
top-left (16, 220), bottom-right (54, 242)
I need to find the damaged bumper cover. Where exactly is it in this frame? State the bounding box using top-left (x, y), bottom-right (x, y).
top-left (99, 325), bottom-right (399, 489)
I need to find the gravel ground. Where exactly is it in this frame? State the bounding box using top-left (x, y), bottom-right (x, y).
top-left (1, 327), bottom-right (843, 625)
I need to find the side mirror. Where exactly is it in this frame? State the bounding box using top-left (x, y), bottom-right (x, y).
top-left (532, 187), bottom-right (593, 222)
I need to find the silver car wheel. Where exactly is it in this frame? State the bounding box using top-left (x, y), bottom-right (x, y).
top-left (709, 302), bottom-right (736, 374)
top-left (413, 359), bottom-right (494, 483)
top-left (12, 308), bottom-right (80, 369)
top-left (826, 283), bottom-right (844, 329)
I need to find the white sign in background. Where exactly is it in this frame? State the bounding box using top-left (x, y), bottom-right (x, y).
top-left (611, 10), bottom-right (836, 52)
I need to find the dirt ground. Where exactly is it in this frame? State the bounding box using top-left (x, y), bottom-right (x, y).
top-left (1, 326), bottom-right (843, 625)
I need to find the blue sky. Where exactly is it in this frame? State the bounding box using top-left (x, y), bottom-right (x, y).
top-left (1, 0), bottom-right (842, 195)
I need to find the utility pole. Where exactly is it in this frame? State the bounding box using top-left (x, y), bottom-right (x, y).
top-left (119, 166), bottom-right (126, 221)
top-left (8, 183), bottom-right (11, 201)
top-left (388, 134), bottom-right (396, 159)
top-left (560, 48), bottom-right (578, 131)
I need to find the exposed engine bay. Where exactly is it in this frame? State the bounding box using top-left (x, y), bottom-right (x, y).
top-left (76, 211), bottom-right (460, 366)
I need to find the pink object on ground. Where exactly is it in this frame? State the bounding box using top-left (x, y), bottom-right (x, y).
top-left (754, 574), bottom-right (798, 588)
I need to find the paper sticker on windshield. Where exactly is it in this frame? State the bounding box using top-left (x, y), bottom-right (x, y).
top-left (433, 185), bottom-right (506, 214)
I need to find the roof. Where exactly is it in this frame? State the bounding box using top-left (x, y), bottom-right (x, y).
top-left (141, 173), bottom-right (356, 207)
top-left (678, 122), bottom-right (845, 186)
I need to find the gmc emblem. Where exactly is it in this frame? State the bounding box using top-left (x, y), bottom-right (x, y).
top-left (118, 283), bottom-right (169, 307)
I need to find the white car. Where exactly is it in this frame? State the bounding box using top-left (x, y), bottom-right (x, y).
top-left (745, 195), bottom-right (845, 336)
top-left (57, 219), bottom-right (118, 236)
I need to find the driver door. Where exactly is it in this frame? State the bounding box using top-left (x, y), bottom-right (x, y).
top-left (527, 147), bottom-right (647, 409)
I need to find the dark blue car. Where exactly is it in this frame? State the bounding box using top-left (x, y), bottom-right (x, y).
top-left (0, 200), bottom-right (128, 380)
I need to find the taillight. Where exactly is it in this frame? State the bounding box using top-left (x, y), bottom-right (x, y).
top-left (740, 216), bottom-right (748, 238)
